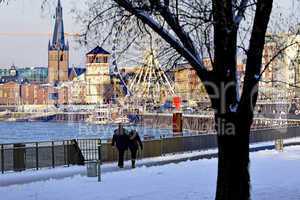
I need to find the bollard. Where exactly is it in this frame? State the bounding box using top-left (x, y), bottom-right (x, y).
top-left (160, 135), bottom-right (164, 156)
top-left (275, 139), bottom-right (284, 152)
top-left (51, 141), bottom-right (55, 168)
top-left (97, 139), bottom-right (101, 182)
top-left (172, 112), bottom-right (183, 135)
top-left (1, 144), bottom-right (4, 174)
top-left (35, 142), bottom-right (39, 170)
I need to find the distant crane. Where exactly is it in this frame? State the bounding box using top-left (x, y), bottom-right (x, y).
top-left (0, 32), bottom-right (80, 37)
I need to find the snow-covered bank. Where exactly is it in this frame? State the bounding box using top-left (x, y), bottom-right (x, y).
top-left (0, 149), bottom-right (218, 187)
top-left (1, 136), bottom-right (300, 187)
top-left (1, 146), bottom-right (300, 200)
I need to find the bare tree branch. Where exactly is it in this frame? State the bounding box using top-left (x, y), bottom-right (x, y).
top-left (113, 0), bottom-right (211, 81)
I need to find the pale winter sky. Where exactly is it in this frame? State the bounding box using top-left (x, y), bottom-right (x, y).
top-left (0, 0), bottom-right (87, 68)
top-left (0, 0), bottom-right (297, 68)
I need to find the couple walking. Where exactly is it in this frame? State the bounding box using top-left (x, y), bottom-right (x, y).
top-left (112, 124), bottom-right (143, 168)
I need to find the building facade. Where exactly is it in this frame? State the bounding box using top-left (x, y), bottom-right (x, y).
top-left (20, 84), bottom-right (48, 105)
top-left (0, 82), bottom-right (21, 105)
top-left (68, 73), bottom-right (87, 104)
top-left (18, 67), bottom-right (48, 84)
top-left (0, 68), bottom-right (10, 77)
top-left (85, 46), bottom-right (112, 104)
top-left (173, 63), bottom-right (207, 104)
top-left (261, 33), bottom-right (300, 99)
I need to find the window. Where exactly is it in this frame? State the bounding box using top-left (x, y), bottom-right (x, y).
top-left (103, 57), bottom-right (108, 63)
top-left (88, 57), bottom-right (95, 63)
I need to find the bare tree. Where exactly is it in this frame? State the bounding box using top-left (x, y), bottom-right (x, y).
top-left (75, 1), bottom-right (274, 199)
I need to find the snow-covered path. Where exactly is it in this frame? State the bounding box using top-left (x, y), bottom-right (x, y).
top-left (1, 146), bottom-right (300, 200)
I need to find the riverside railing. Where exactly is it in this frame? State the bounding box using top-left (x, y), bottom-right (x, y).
top-left (100, 126), bottom-right (300, 162)
top-left (1, 126), bottom-right (300, 173)
top-left (0, 139), bottom-right (100, 173)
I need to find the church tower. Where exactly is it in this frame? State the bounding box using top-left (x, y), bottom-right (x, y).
top-left (48, 0), bottom-right (69, 84)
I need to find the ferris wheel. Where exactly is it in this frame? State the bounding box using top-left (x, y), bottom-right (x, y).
top-left (125, 50), bottom-right (175, 108)
top-left (111, 26), bottom-right (175, 109)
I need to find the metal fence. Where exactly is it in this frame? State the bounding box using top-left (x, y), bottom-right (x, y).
top-left (1, 126), bottom-right (300, 173)
top-left (0, 139), bottom-right (99, 173)
top-left (99, 126), bottom-right (300, 163)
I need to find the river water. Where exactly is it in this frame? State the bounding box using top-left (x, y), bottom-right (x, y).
top-left (0, 122), bottom-right (179, 144)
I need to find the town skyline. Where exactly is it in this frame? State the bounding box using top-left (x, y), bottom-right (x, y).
top-left (0, 0), bottom-right (297, 68)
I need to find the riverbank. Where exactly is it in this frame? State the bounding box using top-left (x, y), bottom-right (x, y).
top-left (1, 144), bottom-right (300, 200)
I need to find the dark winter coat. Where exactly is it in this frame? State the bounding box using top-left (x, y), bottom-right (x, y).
top-left (112, 128), bottom-right (129, 150)
top-left (128, 130), bottom-right (143, 151)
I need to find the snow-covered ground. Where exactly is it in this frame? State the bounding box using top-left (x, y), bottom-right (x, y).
top-left (1, 145), bottom-right (300, 200)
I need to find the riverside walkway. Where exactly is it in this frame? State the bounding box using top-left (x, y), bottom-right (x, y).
top-left (1, 137), bottom-right (299, 187)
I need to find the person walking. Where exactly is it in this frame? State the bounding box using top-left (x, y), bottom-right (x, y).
top-left (112, 124), bottom-right (129, 168)
top-left (128, 129), bottom-right (143, 168)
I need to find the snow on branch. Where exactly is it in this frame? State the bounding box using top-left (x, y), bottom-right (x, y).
top-left (113, 0), bottom-right (210, 80)
top-left (234, 0), bottom-right (250, 26)
top-left (153, 1), bottom-right (202, 62)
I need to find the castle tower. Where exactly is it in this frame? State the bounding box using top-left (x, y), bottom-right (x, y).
top-left (48, 0), bottom-right (69, 84)
top-left (85, 46), bottom-right (111, 104)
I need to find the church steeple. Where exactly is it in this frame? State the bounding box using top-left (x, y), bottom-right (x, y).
top-left (48, 0), bottom-right (69, 84)
top-left (51, 0), bottom-right (66, 50)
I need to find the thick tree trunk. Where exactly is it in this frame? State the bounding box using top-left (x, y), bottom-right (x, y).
top-left (215, 115), bottom-right (251, 200)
